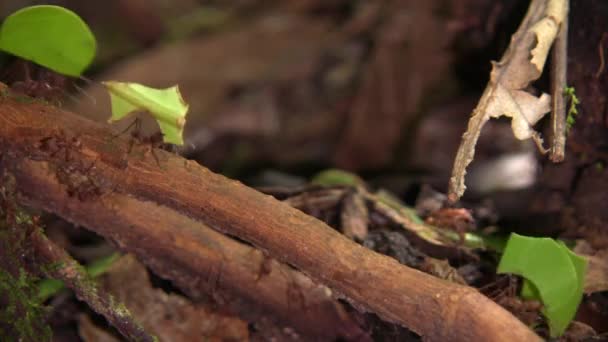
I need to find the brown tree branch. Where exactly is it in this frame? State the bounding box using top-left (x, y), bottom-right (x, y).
top-left (16, 158), bottom-right (366, 340)
top-left (0, 96), bottom-right (540, 341)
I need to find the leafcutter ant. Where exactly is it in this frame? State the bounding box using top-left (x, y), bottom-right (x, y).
top-left (0, 58), bottom-right (96, 107)
top-left (1, 59), bottom-right (70, 104)
top-left (36, 130), bottom-right (102, 201)
top-left (114, 117), bottom-right (177, 167)
top-left (38, 130), bottom-right (84, 163)
top-left (56, 165), bottom-right (103, 201)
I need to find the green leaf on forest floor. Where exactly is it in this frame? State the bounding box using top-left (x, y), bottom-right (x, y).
top-left (497, 233), bottom-right (587, 337)
top-left (465, 231), bottom-right (508, 252)
top-left (103, 81), bottom-right (189, 145)
top-left (0, 5), bottom-right (96, 77)
top-left (38, 252), bottom-right (120, 302)
top-left (311, 169), bottom-right (364, 187)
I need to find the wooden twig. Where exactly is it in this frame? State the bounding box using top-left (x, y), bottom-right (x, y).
top-left (0, 97), bottom-right (540, 341)
top-left (550, 0), bottom-right (569, 162)
top-left (29, 230), bottom-right (157, 342)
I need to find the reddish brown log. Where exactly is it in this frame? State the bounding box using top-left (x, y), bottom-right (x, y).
top-left (15, 158), bottom-right (365, 340)
top-left (0, 96), bottom-right (540, 341)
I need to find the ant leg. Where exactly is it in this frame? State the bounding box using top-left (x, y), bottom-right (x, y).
top-left (22, 60), bottom-right (32, 82)
top-left (135, 117), bottom-right (142, 133)
top-left (73, 83), bottom-right (96, 105)
top-left (64, 146), bottom-right (70, 162)
top-left (150, 147), bottom-right (162, 168)
top-left (127, 136), bottom-right (135, 155)
top-left (84, 157), bottom-right (99, 173)
top-left (66, 135), bottom-right (84, 162)
top-left (47, 144), bottom-right (70, 162)
top-left (48, 148), bottom-right (61, 159)
top-left (112, 117), bottom-right (140, 139)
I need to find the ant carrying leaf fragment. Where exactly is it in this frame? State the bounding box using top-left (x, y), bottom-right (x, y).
top-left (103, 81), bottom-right (189, 146)
top-left (0, 5), bottom-right (96, 105)
top-left (0, 5), bottom-right (190, 147)
top-left (116, 117), bottom-right (174, 167)
top-left (1, 60), bottom-right (77, 106)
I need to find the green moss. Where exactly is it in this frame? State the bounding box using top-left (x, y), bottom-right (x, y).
top-left (595, 162), bottom-right (605, 171)
top-left (0, 174), bottom-right (52, 341)
top-left (114, 302), bottom-right (131, 318)
top-left (0, 268), bottom-right (52, 341)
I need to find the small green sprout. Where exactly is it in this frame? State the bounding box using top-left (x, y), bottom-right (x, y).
top-left (564, 86), bottom-right (580, 133)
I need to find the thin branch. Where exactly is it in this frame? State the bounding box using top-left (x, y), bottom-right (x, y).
top-left (29, 230), bottom-right (156, 342)
top-left (550, 0), bottom-right (569, 162)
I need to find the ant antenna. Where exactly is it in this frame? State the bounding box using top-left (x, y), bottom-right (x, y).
top-left (78, 75), bottom-right (94, 85)
top-left (112, 117), bottom-right (141, 138)
top-left (73, 82), bottom-right (96, 105)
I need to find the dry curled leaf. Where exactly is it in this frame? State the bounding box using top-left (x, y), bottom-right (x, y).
top-left (448, 0), bottom-right (568, 201)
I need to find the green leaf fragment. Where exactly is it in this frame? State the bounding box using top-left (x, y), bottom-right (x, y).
top-left (103, 81), bottom-right (189, 145)
top-left (36, 279), bottom-right (64, 302)
top-left (497, 233), bottom-right (587, 337)
top-left (564, 86), bottom-right (580, 133)
top-left (0, 5), bottom-right (96, 77)
top-left (86, 252), bottom-right (121, 278)
top-left (374, 189), bottom-right (425, 225)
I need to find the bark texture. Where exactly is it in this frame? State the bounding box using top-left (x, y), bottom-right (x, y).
top-left (0, 96), bottom-right (539, 341)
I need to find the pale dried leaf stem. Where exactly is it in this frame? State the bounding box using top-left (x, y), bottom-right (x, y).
top-left (448, 86), bottom-right (494, 203)
top-left (550, 0), bottom-right (569, 162)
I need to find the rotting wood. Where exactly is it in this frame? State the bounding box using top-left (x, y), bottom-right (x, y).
top-left (0, 97), bottom-right (540, 341)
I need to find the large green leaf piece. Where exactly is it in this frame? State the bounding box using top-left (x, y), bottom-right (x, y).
top-left (103, 81), bottom-right (189, 145)
top-left (0, 5), bottom-right (96, 77)
top-left (497, 233), bottom-right (587, 337)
